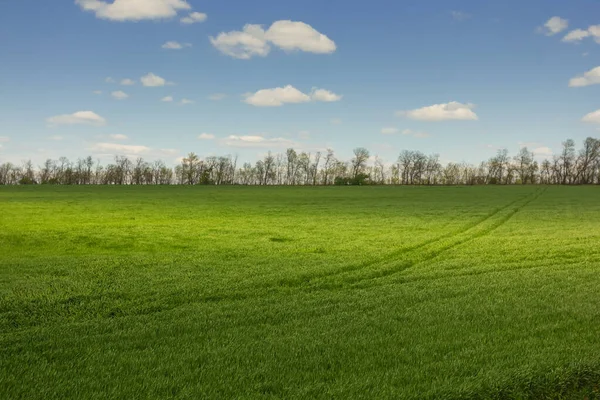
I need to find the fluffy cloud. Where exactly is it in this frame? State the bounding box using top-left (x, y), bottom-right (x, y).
top-left (569, 66), bottom-right (600, 87)
top-left (49, 135), bottom-right (64, 141)
top-left (208, 93), bottom-right (227, 101)
top-left (111, 90), bottom-right (129, 100)
top-left (210, 20), bottom-right (335, 59)
top-left (381, 127), bottom-right (399, 135)
top-left (105, 77), bottom-right (115, 83)
top-left (265, 20), bottom-right (336, 54)
top-left (562, 29), bottom-right (590, 43)
top-left (109, 134), bottom-right (128, 140)
top-left (162, 41), bottom-right (191, 49)
top-left (310, 88), bottom-right (342, 102)
top-left (210, 24), bottom-right (270, 59)
top-left (161, 96), bottom-right (174, 102)
top-left (582, 109), bottom-right (600, 124)
top-left (47, 111), bottom-right (106, 126)
top-left (539, 16), bottom-right (568, 36)
top-left (91, 142), bottom-right (150, 154)
top-left (244, 85), bottom-right (341, 107)
top-left (591, 25), bottom-right (600, 43)
top-left (0, 136), bottom-right (9, 142)
top-left (121, 78), bottom-right (135, 85)
top-left (141, 72), bottom-right (166, 87)
top-left (76, 0), bottom-right (192, 21)
top-left (244, 85), bottom-right (311, 107)
top-left (330, 118), bottom-right (342, 125)
top-left (180, 11), bottom-right (207, 24)
top-left (562, 25), bottom-right (600, 44)
top-left (198, 133), bottom-right (215, 140)
top-left (180, 99), bottom-right (194, 105)
top-left (221, 135), bottom-right (296, 148)
top-left (93, 90), bottom-right (103, 95)
top-left (399, 102), bottom-right (478, 121)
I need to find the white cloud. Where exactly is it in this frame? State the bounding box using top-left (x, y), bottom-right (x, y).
top-left (210, 20), bottom-right (336, 59)
top-left (210, 24), bottom-right (270, 59)
top-left (120, 78), bottom-right (135, 85)
top-left (76, 0), bottom-right (192, 22)
top-left (141, 72), bottom-right (166, 87)
top-left (451, 11), bottom-right (471, 21)
top-left (91, 142), bottom-right (150, 154)
top-left (49, 135), bottom-right (64, 141)
top-left (180, 98), bottom-right (194, 105)
top-left (265, 20), bottom-right (336, 54)
top-left (562, 25), bottom-right (600, 44)
top-left (399, 102), bottom-right (478, 121)
top-left (105, 77), bottom-right (115, 83)
top-left (221, 135), bottom-right (296, 148)
top-left (198, 133), bottom-right (215, 140)
top-left (582, 109), bottom-right (600, 124)
top-left (0, 136), bottom-right (9, 142)
top-left (569, 66), bottom-right (600, 87)
top-left (47, 111), bottom-right (106, 126)
top-left (244, 85), bottom-right (341, 107)
top-left (310, 88), bottom-right (342, 102)
top-left (244, 85), bottom-right (311, 107)
top-left (162, 41), bottom-right (191, 49)
top-left (111, 90), bottom-right (129, 100)
top-left (381, 127), bottom-right (399, 135)
top-left (330, 118), bottom-right (342, 125)
top-left (161, 96), bottom-right (174, 102)
top-left (533, 146), bottom-right (553, 156)
top-left (109, 134), bottom-right (128, 140)
top-left (93, 90), bottom-right (103, 95)
top-left (562, 29), bottom-right (590, 43)
top-left (590, 25), bottom-right (600, 43)
top-left (180, 11), bottom-right (207, 24)
top-left (208, 93), bottom-right (227, 101)
top-left (539, 16), bottom-right (568, 36)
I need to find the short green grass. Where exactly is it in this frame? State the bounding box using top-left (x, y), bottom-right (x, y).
top-left (1, 186), bottom-right (600, 399)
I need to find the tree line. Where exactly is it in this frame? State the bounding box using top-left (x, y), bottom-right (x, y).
top-left (1, 137), bottom-right (599, 186)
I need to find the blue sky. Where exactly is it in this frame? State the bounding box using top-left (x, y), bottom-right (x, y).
top-left (1, 0), bottom-right (599, 166)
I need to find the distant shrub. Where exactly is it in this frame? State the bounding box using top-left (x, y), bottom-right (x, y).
top-left (18, 177), bottom-right (36, 185)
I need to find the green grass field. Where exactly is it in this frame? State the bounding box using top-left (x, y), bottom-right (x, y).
top-left (1, 186), bottom-right (600, 399)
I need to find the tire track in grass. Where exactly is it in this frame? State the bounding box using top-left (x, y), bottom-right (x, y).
top-left (302, 188), bottom-right (547, 290)
top-left (276, 188), bottom-right (539, 288)
top-left (356, 256), bottom-right (584, 291)
top-left (2, 189), bottom-right (546, 332)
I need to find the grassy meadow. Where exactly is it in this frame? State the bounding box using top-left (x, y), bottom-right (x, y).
top-left (1, 185), bottom-right (600, 399)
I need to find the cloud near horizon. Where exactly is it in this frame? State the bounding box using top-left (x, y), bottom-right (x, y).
top-left (220, 135), bottom-right (297, 148)
top-left (398, 102), bottom-right (478, 121)
top-left (47, 111), bottom-right (106, 126)
top-left (582, 109), bottom-right (600, 124)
